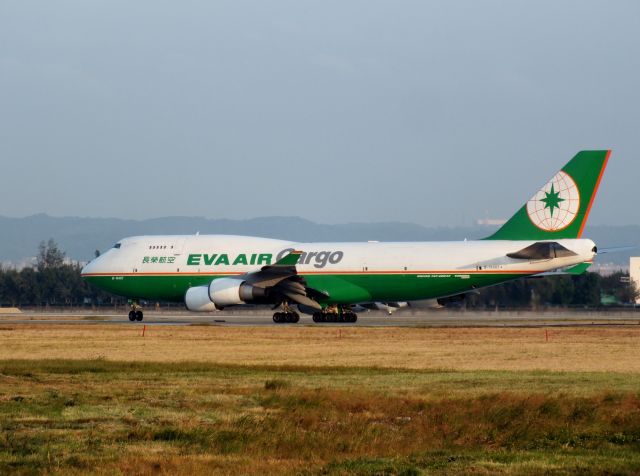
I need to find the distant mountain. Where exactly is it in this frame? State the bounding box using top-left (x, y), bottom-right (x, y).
top-left (0, 214), bottom-right (637, 266)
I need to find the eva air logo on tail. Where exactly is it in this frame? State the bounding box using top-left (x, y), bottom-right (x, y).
top-left (526, 171), bottom-right (580, 231)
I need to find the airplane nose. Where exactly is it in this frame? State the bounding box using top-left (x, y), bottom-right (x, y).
top-left (81, 258), bottom-right (99, 277)
top-left (80, 261), bottom-right (91, 276)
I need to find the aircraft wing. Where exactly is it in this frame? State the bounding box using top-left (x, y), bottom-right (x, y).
top-left (244, 250), bottom-right (302, 288)
top-left (243, 250), bottom-right (324, 310)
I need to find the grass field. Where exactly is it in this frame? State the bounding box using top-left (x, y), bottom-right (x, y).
top-left (1, 324), bottom-right (640, 474)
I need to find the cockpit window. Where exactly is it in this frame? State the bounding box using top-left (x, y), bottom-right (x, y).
top-left (114, 243), bottom-right (121, 249)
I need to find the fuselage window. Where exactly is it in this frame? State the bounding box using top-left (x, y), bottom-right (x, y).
top-left (114, 243), bottom-right (121, 249)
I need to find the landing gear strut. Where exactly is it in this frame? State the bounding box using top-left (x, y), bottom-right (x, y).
top-left (128, 303), bottom-right (143, 322)
top-left (312, 307), bottom-right (357, 323)
top-left (272, 302), bottom-right (300, 324)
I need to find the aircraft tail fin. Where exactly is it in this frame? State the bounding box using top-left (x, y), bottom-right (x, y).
top-left (486, 150), bottom-right (611, 240)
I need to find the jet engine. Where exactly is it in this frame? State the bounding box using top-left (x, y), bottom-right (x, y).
top-left (184, 278), bottom-right (267, 311)
top-left (209, 277), bottom-right (266, 307)
top-left (184, 285), bottom-right (217, 312)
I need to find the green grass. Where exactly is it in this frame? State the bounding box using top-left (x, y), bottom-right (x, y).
top-left (1, 360), bottom-right (640, 474)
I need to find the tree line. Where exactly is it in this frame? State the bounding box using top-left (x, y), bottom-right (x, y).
top-left (0, 240), bottom-right (124, 307)
top-left (465, 271), bottom-right (637, 309)
top-left (0, 240), bottom-right (637, 309)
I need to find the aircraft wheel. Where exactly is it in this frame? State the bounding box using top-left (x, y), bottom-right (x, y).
top-left (273, 312), bottom-right (281, 323)
top-left (290, 312), bottom-right (300, 323)
top-left (135, 310), bottom-right (143, 321)
top-left (128, 311), bottom-right (136, 322)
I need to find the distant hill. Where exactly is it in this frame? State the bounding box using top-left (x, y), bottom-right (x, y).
top-left (0, 214), bottom-right (637, 266)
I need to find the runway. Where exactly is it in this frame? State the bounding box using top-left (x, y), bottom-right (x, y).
top-left (2, 309), bottom-right (639, 327)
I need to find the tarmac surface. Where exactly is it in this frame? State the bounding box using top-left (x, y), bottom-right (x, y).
top-left (1, 309), bottom-right (639, 327)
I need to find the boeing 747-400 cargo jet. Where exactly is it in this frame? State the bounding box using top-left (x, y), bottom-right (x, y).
top-left (81, 150), bottom-right (610, 323)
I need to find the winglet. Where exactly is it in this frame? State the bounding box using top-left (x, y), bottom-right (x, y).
top-left (273, 250), bottom-right (303, 267)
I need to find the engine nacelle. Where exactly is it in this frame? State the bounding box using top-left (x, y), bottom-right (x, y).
top-left (184, 285), bottom-right (218, 312)
top-left (208, 277), bottom-right (266, 308)
top-left (184, 278), bottom-right (267, 311)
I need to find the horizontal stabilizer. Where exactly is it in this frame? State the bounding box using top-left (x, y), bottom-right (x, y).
top-left (597, 245), bottom-right (639, 254)
top-left (507, 242), bottom-right (577, 260)
top-left (532, 262), bottom-right (592, 277)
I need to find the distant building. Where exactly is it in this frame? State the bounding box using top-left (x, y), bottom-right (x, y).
top-left (631, 257), bottom-right (640, 304)
top-left (591, 261), bottom-right (629, 276)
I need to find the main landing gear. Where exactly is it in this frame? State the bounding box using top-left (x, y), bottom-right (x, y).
top-left (272, 302), bottom-right (300, 323)
top-left (312, 307), bottom-right (358, 323)
top-left (271, 303), bottom-right (358, 324)
top-left (128, 303), bottom-right (143, 322)
top-left (272, 311), bottom-right (300, 323)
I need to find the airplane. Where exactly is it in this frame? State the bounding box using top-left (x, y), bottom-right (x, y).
top-left (81, 150), bottom-right (610, 323)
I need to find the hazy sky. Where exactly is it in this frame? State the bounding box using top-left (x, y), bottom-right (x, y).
top-left (1, 1), bottom-right (639, 226)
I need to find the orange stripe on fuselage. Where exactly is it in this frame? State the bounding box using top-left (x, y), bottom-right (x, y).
top-left (81, 269), bottom-right (540, 277)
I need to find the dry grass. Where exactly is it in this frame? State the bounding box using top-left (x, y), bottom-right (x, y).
top-left (0, 324), bottom-right (640, 372)
top-left (2, 324), bottom-right (640, 474)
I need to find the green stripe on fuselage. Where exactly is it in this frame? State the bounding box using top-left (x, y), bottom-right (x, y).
top-left (83, 272), bottom-right (530, 304)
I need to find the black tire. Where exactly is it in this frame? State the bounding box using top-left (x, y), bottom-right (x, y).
top-left (273, 313), bottom-right (281, 323)
top-left (135, 310), bottom-right (143, 321)
top-left (128, 311), bottom-right (136, 322)
top-left (292, 313), bottom-right (300, 323)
